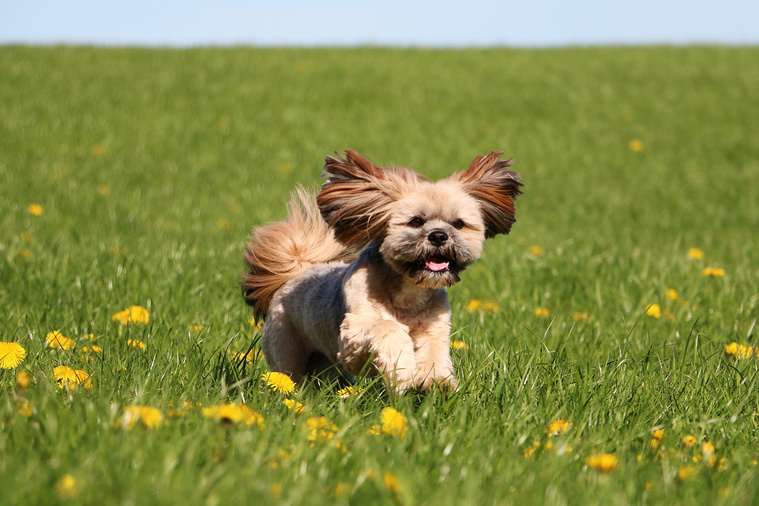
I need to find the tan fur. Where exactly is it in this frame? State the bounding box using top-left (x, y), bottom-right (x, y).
top-left (242, 151), bottom-right (522, 393)
top-left (241, 188), bottom-right (355, 318)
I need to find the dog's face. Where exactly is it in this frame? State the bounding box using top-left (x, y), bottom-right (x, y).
top-left (379, 183), bottom-right (487, 288)
top-left (317, 150), bottom-right (522, 288)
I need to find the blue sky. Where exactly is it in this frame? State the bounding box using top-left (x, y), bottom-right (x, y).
top-left (2, 0), bottom-right (757, 47)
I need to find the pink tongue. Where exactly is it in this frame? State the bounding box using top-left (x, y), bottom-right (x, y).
top-left (426, 261), bottom-right (449, 272)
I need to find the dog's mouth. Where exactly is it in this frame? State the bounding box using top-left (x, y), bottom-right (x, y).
top-left (424, 255), bottom-right (452, 273)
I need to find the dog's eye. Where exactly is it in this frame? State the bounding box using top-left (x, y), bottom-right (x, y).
top-left (408, 217), bottom-right (425, 228)
top-left (452, 219), bottom-right (465, 230)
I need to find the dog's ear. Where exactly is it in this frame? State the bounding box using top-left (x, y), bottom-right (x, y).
top-left (317, 150), bottom-right (421, 248)
top-left (448, 152), bottom-right (523, 237)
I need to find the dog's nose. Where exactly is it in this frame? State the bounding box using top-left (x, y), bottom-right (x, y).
top-left (427, 230), bottom-right (448, 246)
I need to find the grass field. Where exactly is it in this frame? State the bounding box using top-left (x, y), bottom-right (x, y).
top-left (1, 45), bottom-right (759, 505)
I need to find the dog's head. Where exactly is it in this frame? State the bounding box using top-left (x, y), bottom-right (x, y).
top-left (317, 150), bottom-right (522, 289)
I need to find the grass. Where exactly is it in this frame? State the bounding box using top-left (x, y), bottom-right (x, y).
top-left (1, 45), bottom-right (759, 505)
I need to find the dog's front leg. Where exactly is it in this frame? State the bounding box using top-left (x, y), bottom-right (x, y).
top-left (338, 313), bottom-right (416, 393)
top-left (412, 318), bottom-right (457, 391)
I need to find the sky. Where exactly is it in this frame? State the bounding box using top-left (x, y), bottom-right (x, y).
top-left (2, 0), bottom-right (757, 47)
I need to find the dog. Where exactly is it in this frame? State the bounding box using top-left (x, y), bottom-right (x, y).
top-left (242, 150), bottom-right (522, 393)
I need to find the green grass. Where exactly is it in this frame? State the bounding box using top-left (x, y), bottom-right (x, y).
top-left (1, 45), bottom-right (759, 505)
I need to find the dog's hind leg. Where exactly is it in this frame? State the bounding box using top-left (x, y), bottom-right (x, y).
top-left (260, 315), bottom-right (310, 382)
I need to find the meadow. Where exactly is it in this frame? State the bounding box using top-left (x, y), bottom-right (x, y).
top-left (1, 45), bottom-right (758, 505)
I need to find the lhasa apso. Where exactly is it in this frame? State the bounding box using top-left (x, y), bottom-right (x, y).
top-left (242, 150), bottom-right (522, 392)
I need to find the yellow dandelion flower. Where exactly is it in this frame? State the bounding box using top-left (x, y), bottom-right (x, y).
top-left (666, 289), bottom-right (678, 302)
top-left (262, 372), bottom-right (296, 395)
top-left (127, 339), bottom-right (146, 350)
top-left (0, 342), bottom-right (27, 369)
top-left (682, 435), bottom-right (697, 448)
top-left (202, 403), bottom-right (264, 427)
top-left (336, 385), bottom-right (363, 398)
top-left (702, 441), bottom-right (716, 466)
top-left (191, 324), bottom-right (204, 332)
top-left (379, 407), bottom-right (408, 438)
top-left (112, 305), bottom-right (150, 325)
top-left (629, 139), bottom-right (644, 151)
top-left (534, 307), bottom-right (550, 318)
top-left (270, 483), bottom-right (282, 498)
top-left (530, 245), bottom-right (544, 256)
top-left (651, 429), bottom-right (665, 440)
top-left (305, 416), bottom-right (337, 443)
top-left (546, 419), bottom-right (572, 436)
top-left (524, 441), bottom-right (540, 459)
top-left (573, 311), bottom-right (589, 322)
top-left (16, 370), bottom-right (32, 389)
top-left (19, 249), bottom-right (32, 259)
top-left (118, 405), bottom-right (164, 430)
top-left (56, 474), bottom-right (78, 499)
top-left (586, 453), bottom-right (619, 472)
top-left (46, 331), bottom-right (75, 350)
top-left (383, 471), bottom-right (403, 496)
top-left (283, 399), bottom-right (305, 415)
top-left (702, 267), bottom-right (725, 277)
top-left (248, 316), bottom-right (263, 330)
top-left (21, 232), bottom-right (34, 243)
top-left (725, 342), bottom-right (758, 359)
top-left (450, 340), bottom-right (469, 351)
top-left (90, 145), bottom-right (104, 156)
top-left (229, 348), bottom-right (260, 363)
top-left (465, 299), bottom-right (481, 311)
top-left (687, 248), bottom-right (704, 260)
top-left (367, 424), bottom-right (383, 436)
top-left (678, 465), bottom-right (699, 480)
top-left (645, 304), bottom-right (661, 319)
top-left (54, 365), bottom-right (78, 387)
top-left (28, 203), bottom-right (43, 216)
top-left (17, 400), bottom-right (33, 417)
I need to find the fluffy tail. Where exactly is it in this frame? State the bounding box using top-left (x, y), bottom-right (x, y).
top-left (242, 188), bottom-right (355, 319)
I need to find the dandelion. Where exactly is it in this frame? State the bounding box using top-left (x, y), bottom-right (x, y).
top-left (666, 289), bottom-right (678, 302)
top-left (118, 405), bottom-right (165, 430)
top-left (90, 145), bottom-right (104, 156)
top-left (80, 344), bottom-right (102, 362)
top-left (56, 474), bottom-right (78, 498)
top-left (533, 307), bottom-right (551, 318)
top-left (450, 340), bottom-right (469, 351)
top-left (650, 429), bottom-right (665, 451)
top-left (682, 435), bottom-right (697, 448)
top-left (248, 316), bottom-right (263, 330)
top-left (190, 324), bottom-right (204, 332)
top-left (725, 342), bottom-right (758, 359)
top-left (21, 232), bottom-right (34, 243)
top-left (28, 203), bottom-right (43, 216)
top-left (383, 471), bottom-right (403, 496)
top-left (629, 139), bottom-right (644, 151)
top-left (229, 349), bottom-right (260, 363)
top-left (678, 465), bottom-right (699, 480)
top-left (573, 311), bottom-right (589, 322)
top-left (645, 304), bottom-right (661, 319)
top-left (17, 400), bottom-right (33, 417)
top-left (0, 342), bottom-right (27, 369)
top-left (202, 403), bottom-right (264, 427)
top-left (380, 407), bottom-right (408, 438)
top-left (702, 267), bottom-right (726, 277)
top-left (336, 386), bottom-right (363, 398)
top-left (53, 366), bottom-right (91, 391)
top-left (702, 441), bottom-right (716, 466)
top-left (465, 299), bottom-right (499, 314)
top-left (546, 419), bottom-right (572, 436)
top-left (586, 453), bottom-right (619, 472)
top-left (19, 249), bottom-right (32, 259)
top-left (687, 248), bottom-right (704, 260)
top-left (112, 305), bottom-right (150, 325)
top-left (46, 331), bottom-right (75, 350)
top-left (16, 370), bottom-right (32, 389)
top-left (524, 441), bottom-right (540, 459)
top-left (530, 245), bottom-right (544, 256)
top-left (305, 416), bottom-right (337, 443)
top-left (262, 372), bottom-right (296, 395)
top-left (283, 399), bottom-right (305, 415)
top-left (127, 339), bottom-right (146, 350)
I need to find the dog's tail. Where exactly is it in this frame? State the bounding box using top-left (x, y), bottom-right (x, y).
top-left (242, 188), bottom-right (356, 319)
